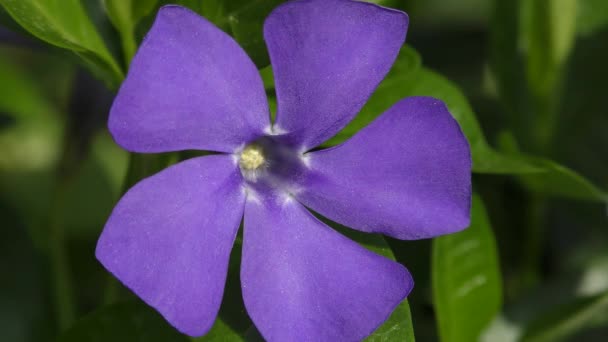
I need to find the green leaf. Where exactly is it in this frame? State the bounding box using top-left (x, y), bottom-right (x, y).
top-left (519, 158), bottom-right (607, 202)
top-left (324, 45), bottom-right (540, 174)
top-left (224, 0), bottom-right (284, 67)
top-left (331, 225), bottom-right (416, 341)
top-left (433, 194), bottom-right (502, 342)
top-left (521, 291), bottom-right (608, 342)
top-left (577, 0), bottom-right (608, 36)
top-left (367, 300), bottom-right (415, 342)
top-left (0, 0), bottom-right (123, 87)
top-left (498, 132), bottom-right (608, 202)
top-left (191, 318), bottom-right (244, 342)
top-left (103, 0), bottom-right (159, 64)
top-left (57, 301), bottom-right (189, 342)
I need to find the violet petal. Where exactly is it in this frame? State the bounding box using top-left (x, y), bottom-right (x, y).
top-left (264, 0), bottom-right (408, 150)
top-left (109, 5), bottom-right (269, 153)
top-left (241, 191), bottom-right (412, 341)
top-left (297, 97), bottom-right (472, 240)
top-left (96, 155), bottom-right (245, 336)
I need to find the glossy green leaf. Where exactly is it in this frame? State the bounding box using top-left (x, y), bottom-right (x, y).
top-left (330, 225), bottom-right (416, 341)
top-left (521, 291), bottom-right (608, 342)
top-left (324, 46), bottom-right (540, 174)
top-left (103, 0), bottom-right (158, 64)
top-left (0, 0), bottom-right (123, 87)
top-left (367, 300), bottom-right (415, 342)
top-left (57, 301), bottom-right (189, 342)
top-left (433, 195), bottom-right (502, 342)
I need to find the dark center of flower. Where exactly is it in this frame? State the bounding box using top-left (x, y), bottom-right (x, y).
top-left (237, 137), bottom-right (308, 190)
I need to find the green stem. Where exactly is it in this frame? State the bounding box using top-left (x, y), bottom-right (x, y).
top-left (48, 179), bottom-right (75, 330)
top-left (103, 275), bottom-right (121, 305)
top-left (520, 193), bottom-right (547, 291)
top-left (120, 28), bottom-right (137, 68)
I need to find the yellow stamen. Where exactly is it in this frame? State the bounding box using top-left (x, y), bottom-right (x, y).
top-left (239, 145), bottom-right (265, 170)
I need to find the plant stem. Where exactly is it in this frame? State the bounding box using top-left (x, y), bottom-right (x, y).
top-left (48, 179), bottom-right (75, 330)
top-left (520, 193), bottom-right (547, 290)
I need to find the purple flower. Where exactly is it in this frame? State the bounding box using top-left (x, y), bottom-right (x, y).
top-left (96, 1), bottom-right (471, 340)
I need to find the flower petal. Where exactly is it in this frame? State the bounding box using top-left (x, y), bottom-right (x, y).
top-left (297, 97), bottom-right (472, 240)
top-left (241, 192), bottom-right (412, 341)
top-left (109, 5), bottom-right (269, 153)
top-left (96, 155), bottom-right (245, 336)
top-left (265, 0), bottom-right (408, 150)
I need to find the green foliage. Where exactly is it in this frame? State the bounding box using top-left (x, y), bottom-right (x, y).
top-left (0, 0), bottom-right (123, 87)
top-left (521, 0), bottom-right (577, 98)
top-left (433, 195), bottom-right (502, 342)
top-left (57, 301), bottom-right (190, 342)
top-left (103, 0), bottom-right (158, 64)
top-left (578, 0), bottom-right (608, 36)
top-left (0, 52), bottom-right (56, 120)
top-left (498, 132), bottom-right (607, 202)
top-left (521, 291), bottom-right (608, 342)
top-left (193, 318), bottom-right (245, 341)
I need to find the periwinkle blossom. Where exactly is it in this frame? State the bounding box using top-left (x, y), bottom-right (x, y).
top-left (96, 0), bottom-right (471, 341)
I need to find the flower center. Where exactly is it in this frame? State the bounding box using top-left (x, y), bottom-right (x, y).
top-left (237, 137), bottom-right (307, 189)
top-left (239, 144), bottom-right (265, 171)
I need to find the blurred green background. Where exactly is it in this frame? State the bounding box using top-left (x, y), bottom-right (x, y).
top-left (1, 0), bottom-right (607, 341)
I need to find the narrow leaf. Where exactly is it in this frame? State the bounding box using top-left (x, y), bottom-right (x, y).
top-left (499, 132), bottom-right (608, 202)
top-left (433, 194), bottom-right (502, 342)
